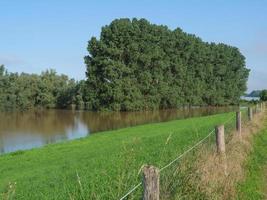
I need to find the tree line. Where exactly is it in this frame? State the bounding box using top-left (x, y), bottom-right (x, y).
top-left (0, 65), bottom-right (88, 111)
top-left (260, 90), bottom-right (267, 101)
top-left (84, 18), bottom-right (250, 111)
top-left (245, 90), bottom-right (267, 101)
top-left (246, 90), bottom-right (262, 97)
top-left (1, 18), bottom-right (251, 111)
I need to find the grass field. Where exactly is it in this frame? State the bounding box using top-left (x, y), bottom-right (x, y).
top-left (238, 116), bottom-right (267, 200)
top-left (0, 112), bottom-right (235, 200)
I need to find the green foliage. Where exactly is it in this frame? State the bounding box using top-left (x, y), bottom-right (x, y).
top-left (85, 18), bottom-right (250, 111)
top-left (260, 90), bottom-right (267, 101)
top-left (0, 65), bottom-right (85, 111)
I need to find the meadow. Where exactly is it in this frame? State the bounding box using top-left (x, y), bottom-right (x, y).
top-left (0, 112), bottom-right (235, 199)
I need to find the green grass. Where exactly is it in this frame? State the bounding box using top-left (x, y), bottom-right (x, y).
top-left (238, 118), bottom-right (267, 200)
top-left (0, 112), bottom-right (235, 200)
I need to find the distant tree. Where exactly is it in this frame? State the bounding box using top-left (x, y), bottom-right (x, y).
top-left (0, 65), bottom-right (6, 111)
top-left (260, 90), bottom-right (267, 101)
top-left (247, 90), bottom-right (261, 97)
top-left (0, 66), bottom-right (82, 111)
top-left (0, 65), bottom-right (5, 76)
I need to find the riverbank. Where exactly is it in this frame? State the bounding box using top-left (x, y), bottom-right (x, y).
top-left (0, 112), bottom-right (235, 199)
top-left (0, 107), bottom-right (235, 154)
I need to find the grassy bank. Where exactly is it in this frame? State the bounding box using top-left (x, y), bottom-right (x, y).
top-left (238, 115), bottom-right (267, 199)
top-left (0, 112), bottom-right (235, 199)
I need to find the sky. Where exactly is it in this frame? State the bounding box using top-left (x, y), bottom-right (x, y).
top-left (0, 0), bottom-right (266, 92)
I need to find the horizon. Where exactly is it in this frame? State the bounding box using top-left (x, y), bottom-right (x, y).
top-left (0, 0), bottom-right (266, 92)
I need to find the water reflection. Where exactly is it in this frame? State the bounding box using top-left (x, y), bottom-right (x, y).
top-left (0, 107), bottom-right (235, 154)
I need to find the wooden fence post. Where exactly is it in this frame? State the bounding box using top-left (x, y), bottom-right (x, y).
top-left (143, 165), bottom-right (160, 200)
top-left (236, 111), bottom-right (241, 135)
top-left (248, 107), bottom-right (253, 121)
top-left (215, 125), bottom-right (225, 154)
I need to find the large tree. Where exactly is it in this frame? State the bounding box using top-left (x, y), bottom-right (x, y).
top-left (84, 18), bottom-right (250, 111)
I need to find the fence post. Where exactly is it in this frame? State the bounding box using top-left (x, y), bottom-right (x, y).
top-left (236, 111), bottom-right (241, 136)
top-left (215, 125), bottom-right (225, 154)
top-left (143, 165), bottom-right (160, 200)
top-left (248, 107), bottom-right (253, 121)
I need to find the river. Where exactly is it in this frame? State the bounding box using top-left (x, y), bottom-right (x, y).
top-left (0, 107), bottom-right (235, 154)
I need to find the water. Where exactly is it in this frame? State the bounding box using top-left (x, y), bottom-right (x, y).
top-left (0, 107), bottom-right (235, 154)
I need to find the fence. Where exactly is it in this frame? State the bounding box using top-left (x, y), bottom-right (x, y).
top-left (119, 102), bottom-right (266, 200)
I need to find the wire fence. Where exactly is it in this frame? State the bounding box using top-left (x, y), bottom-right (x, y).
top-left (118, 107), bottom-right (250, 200)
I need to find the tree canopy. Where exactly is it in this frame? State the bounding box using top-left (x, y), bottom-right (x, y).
top-left (260, 90), bottom-right (267, 101)
top-left (85, 18), bottom-right (250, 111)
top-left (0, 65), bottom-right (87, 111)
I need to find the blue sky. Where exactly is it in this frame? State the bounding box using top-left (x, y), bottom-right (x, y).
top-left (0, 0), bottom-right (266, 92)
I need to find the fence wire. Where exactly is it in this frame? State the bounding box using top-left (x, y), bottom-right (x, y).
top-left (125, 104), bottom-right (267, 199)
top-left (119, 111), bottom-right (237, 200)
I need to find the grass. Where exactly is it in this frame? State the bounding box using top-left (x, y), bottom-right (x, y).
top-left (0, 112), bottom-right (235, 200)
top-left (238, 116), bottom-right (267, 200)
